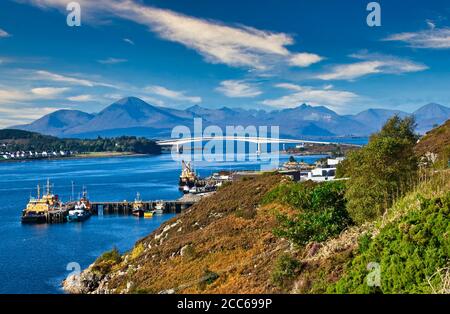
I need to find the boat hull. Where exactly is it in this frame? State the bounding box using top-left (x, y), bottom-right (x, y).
top-left (67, 214), bottom-right (90, 222)
top-left (21, 214), bottom-right (46, 224)
top-left (132, 210), bottom-right (144, 217)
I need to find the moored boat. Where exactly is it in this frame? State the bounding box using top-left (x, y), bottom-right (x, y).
top-left (143, 210), bottom-right (153, 218)
top-left (67, 208), bottom-right (91, 222)
top-left (67, 187), bottom-right (92, 222)
top-left (179, 160), bottom-right (198, 190)
top-left (132, 192), bottom-right (144, 217)
top-left (153, 201), bottom-right (164, 215)
top-left (21, 179), bottom-right (63, 224)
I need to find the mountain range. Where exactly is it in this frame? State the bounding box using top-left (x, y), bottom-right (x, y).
top-left (11, 97), bottom-right (450, 139)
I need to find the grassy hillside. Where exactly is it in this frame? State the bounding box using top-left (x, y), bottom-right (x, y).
top-left (415, 119), bottom-right (450, 168)
top-left (65, 169), bottom-right (449, 294)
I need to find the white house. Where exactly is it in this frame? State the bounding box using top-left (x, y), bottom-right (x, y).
top-left (327, 157), bottom-right (345, 166)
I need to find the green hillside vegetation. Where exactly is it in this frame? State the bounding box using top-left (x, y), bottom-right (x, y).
top-left (262, 181), bottom-right (352, 246)
top-left (332, 190), bottom-right (450, 293)
top-left (0, 129), bottom-right (161, 154)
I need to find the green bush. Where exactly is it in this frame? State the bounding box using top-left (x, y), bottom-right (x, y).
top-left (330, 193), bottom-right (450, 294)
top-left (262, 181), bottom-right (314, 209)
top-left (274, 206), bottom-right (352, 246)
top-left (271, 254), bottom-right (301, 288)
top-left (93, 247), bottom-right (122, 275)
top-left (268, 181), bottom-right (352, 246)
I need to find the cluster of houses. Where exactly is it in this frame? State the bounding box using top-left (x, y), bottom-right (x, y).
top-left (1, 150), bottom-right (75, 161)
top-left (281, 157), bottom-right (346, 182)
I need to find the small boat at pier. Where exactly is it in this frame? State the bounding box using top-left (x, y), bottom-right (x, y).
top-left (132, 192), bottom-right (144, 217)
top-left (143, 210), bottom-right (153, 218)
top-left (67, 208), bottom-right (91, 222)
top-left (67, 189), bottom-right (92, 222)
top-left (153, 201), bottom-right (164, 215)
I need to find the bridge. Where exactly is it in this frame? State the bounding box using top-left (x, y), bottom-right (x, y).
top-left (156, 136), bottom-right (362, 152)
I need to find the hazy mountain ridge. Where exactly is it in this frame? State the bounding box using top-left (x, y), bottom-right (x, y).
top-left (10, 97), bottom-right (450, 139)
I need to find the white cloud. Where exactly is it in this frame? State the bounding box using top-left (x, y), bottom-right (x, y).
top-left (0, 106), bottom-right (60, 128)
top-left (0, 28), bottom-right (10, 38)
top-left (98, 57), bottom-right (128, 64)
top-left (67, 94), bottom-right (95, 102)
top-left (316, 53), bottom-right (427, 81)
top-left (31, 87), bottom-right (69, 97)
top-left (145, 85), bottom-right (201, 103)
top-left (0, 86), bottom-right (68, 104)
top-left (123, 38), bottom-right (135, 45)
top-left (0, 88), bottom-right (30, 103)
top-left (384, 27), bottom-right (450, 49)
top-left (23, 0), bottom-right (323, 70)
top-left (138, 96), bottom-right (165, 107)
top-left (34, 70), bottom-right (117, 88)
top-left (289, 53), bottom-right (323, 67)
top-left (262, 83), bottom-right (359, 112)
top-left (216, 80), bottom-right (262, 98)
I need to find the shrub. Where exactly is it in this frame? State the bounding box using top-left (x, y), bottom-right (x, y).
top-left (130, 243), bottom-right (144, 260)
top-left (274, 206), bottom-right (352, 246)
top-left (271, 254), bottom-right (301, 288)
top-left (268, 181), bottom-right (352, 246)
top-left (262, 181), bottom-right (314, 209)
top-left (93, 247), bottom-right (122, 275)
top-left (330, 193), bottom-right (450, 294)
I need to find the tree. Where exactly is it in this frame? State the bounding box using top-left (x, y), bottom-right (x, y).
top-left (344, 115), bottom-right (419, 224)
top-left (289, 155), bottom-right (297, 163)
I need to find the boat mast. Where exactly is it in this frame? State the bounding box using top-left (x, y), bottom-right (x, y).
top-left (37, 184), bottom-right (40, 199)
top-left (46, 178), bottom-right (50, 195)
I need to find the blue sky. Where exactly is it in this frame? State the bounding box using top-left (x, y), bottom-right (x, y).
top-left (0, 0), bottom-right (449, 127)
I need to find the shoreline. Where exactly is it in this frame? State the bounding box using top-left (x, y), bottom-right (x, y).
top-left (0, 152), bottom-right (155, 163)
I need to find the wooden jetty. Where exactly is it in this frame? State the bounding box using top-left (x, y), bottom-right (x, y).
top-left (88, 200), bottom-right (195, 215)
top-left (45, 209), bottom-right (69, 223)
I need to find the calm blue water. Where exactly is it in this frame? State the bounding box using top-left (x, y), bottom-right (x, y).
top-left (0, 152), bottom-right (328, 293)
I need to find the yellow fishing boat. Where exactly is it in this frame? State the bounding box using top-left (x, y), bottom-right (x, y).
top-left (21, 179), bottom-right (62, 224)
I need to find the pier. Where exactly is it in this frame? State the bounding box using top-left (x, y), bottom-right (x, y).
top-left (84, 200), bottom-right (195, 215)
top-left (45, 209), bottom-right (69, 223)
